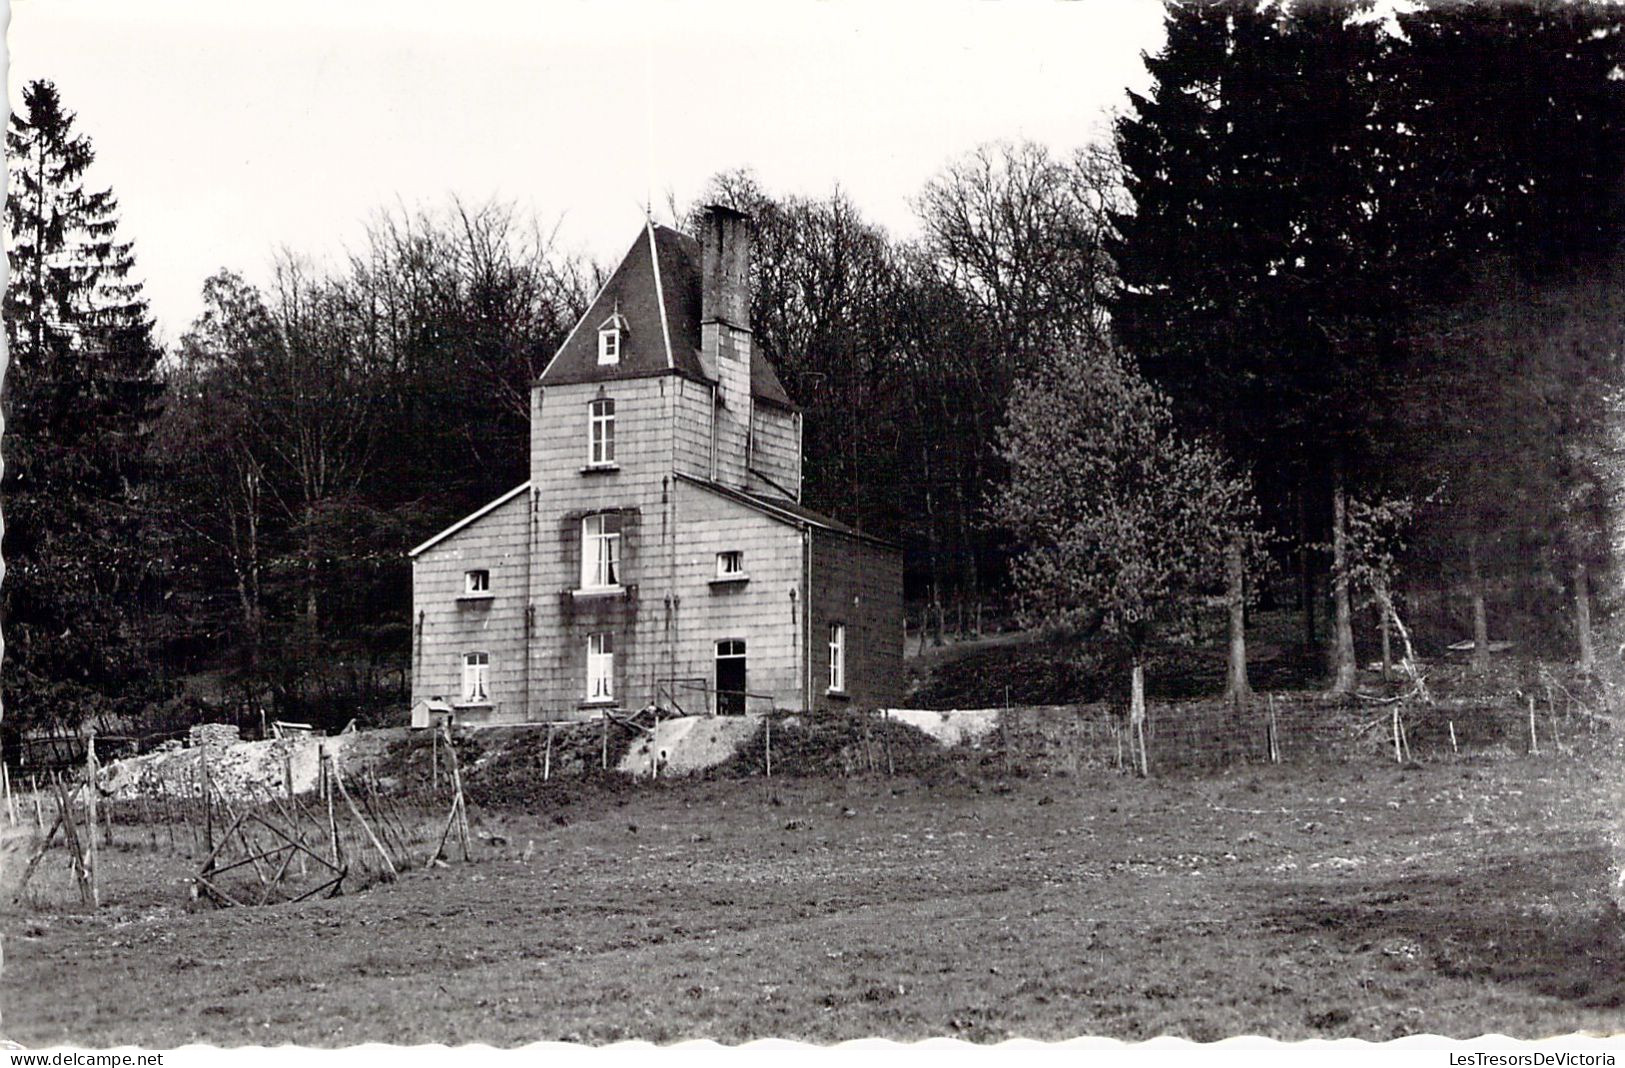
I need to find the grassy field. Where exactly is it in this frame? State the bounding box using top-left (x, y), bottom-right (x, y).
top-left (6, 740), bottom-right (1624, 1046)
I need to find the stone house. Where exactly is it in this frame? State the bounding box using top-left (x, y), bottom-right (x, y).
top-left (408, 207), bottom-right (903, 723)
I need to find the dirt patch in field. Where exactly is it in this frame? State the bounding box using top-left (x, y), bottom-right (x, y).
top-left (1268, 847), bottom-right (1625, 1016)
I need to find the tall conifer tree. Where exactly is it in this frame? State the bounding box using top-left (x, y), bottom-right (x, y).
top-left (3, 79), bottom-right (166, 737)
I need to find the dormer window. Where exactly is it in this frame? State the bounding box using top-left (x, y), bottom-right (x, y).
top-left (597, 311), bottom-right (628, 365)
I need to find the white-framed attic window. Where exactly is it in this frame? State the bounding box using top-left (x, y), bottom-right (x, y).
top-left (598, 311), bottom-right (628, 365)
top-left (464, 569), bottom-right (490, 595)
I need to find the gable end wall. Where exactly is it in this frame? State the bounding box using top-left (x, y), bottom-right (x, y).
top-left (411, 491), bottom-right (531, 723)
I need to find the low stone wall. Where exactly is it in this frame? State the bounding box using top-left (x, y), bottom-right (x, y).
top-left (98, 728), bottom-right (408, 802)
top-left (187, 723), bottom-right (241, 749)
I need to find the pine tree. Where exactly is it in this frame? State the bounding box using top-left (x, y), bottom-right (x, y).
top-left (1111, 1), bottom-right (1625, 689)
top-left (1112, 2), bottom-right (1397, 694)
top-left (3, 79), bottom-right (166, 737)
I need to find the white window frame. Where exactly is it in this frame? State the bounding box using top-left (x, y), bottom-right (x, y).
top-left (588, 398), bottom-right (616, 466)
top-left (581, 513), bottom-right (622, 590)
top-left (828, 623), bottom-right (846, 694)
top-left (464, 569), bottom-right (491, 595)
top-left (715, 550), bottom-right (745, 579)
top-left (587, 632), bottom-right (614, 702)
top-left (598, 326), bottom-right (621, 365)
top-left (461, 651), bottom-right (490, 705)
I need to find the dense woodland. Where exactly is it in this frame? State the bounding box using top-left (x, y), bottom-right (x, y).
top-left (5, 1), bottom-right (1625, 748)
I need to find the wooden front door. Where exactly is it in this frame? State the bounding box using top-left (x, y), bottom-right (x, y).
top-left (715, 639), bottom-right (747, 716)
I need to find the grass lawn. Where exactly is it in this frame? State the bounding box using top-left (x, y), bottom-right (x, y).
top-left (6, 743), bottom-right (1624, 1045)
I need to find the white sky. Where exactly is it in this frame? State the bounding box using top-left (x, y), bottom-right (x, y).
top-left (6, 0), bottom-right (1166, 343)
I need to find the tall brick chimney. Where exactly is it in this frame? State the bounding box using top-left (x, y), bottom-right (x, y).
top-left (700, 205), bottom-right (754, 486)
top-left (701, 204), bottom-right (752, 329)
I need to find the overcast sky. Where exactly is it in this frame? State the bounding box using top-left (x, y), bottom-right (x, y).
top-left (7, 0), bottom-right (1167, 342)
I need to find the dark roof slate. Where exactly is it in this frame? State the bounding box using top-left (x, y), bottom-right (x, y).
top-left (672, 472), bottom-right (898, 551)
top-left (538, 220), bottom-right (796, 410)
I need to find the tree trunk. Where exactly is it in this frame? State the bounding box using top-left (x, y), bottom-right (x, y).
top-left (1575, 558), bottom-right (1596, 675)
top-left (1376, 579), bottom-right (1393, 683)
top-left (1223, 533), bottom-right (1252, 708)
top-left (302, 501), bottom-right (320, 636)
top-left (1129, 658), bottom-right (1148, 778)
top-left (951, 471), bottom-right (982, 638)
top-left (1467, 532), bottom-right (1489, 674)
top-left (918, 439), bottom-right (946, 648)
top-left (1327, 473), bottom-right (1357, 695)
top-left (1298, 488), bottom-right (1317, 652)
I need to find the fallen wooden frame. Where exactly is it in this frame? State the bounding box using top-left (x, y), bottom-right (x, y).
top-left (192, 791), bottom-right (351, 907)
top-left (20, 737), bottom-right (478, 910)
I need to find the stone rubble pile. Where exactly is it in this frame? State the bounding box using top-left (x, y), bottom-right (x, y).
top-left (187, 723), bottom-right (242, 749)
top-left (97, 728), bottom-right (401, 802)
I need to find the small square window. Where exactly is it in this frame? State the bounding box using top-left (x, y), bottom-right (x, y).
top-left (465, 569), bottom-right (490, 595)
top-left (598, 328), bottom-right (620, 364)
top-left (716, 551), bottom-right (744, 578)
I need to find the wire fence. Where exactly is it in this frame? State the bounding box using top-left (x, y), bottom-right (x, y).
top-left (706, 688), bottom-right (1614, 782)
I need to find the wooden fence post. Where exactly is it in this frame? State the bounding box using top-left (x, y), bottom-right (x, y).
top-left (321, 748), bottom-right (342, 869)
top-left (200, 751), bottom-right (214, 855)
top-left (333, 768), bottom-right (396, 881)
top-left (85, 729), bottom-right (100, 908)
top-left (440, 722), bottom-right (471, 860)
top-left (53, 776), bottom-right (91, 906)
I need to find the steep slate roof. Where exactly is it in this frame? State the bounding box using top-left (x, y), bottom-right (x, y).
top-left (674, 472), bottom-right (898, 550)
top-left (538, 220), bottom-right (795, 409)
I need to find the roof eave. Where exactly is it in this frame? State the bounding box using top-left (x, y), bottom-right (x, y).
top-left (408, 482), bottom-right (531, 558)
top-left (673, 472), bottom-right (899, 551)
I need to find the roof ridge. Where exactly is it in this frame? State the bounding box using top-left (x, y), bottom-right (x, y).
top-left (646, 217), bottom-right (675, 371)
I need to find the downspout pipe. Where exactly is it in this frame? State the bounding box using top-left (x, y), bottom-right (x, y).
top-left (803, 524), bottom-right (814, 713)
